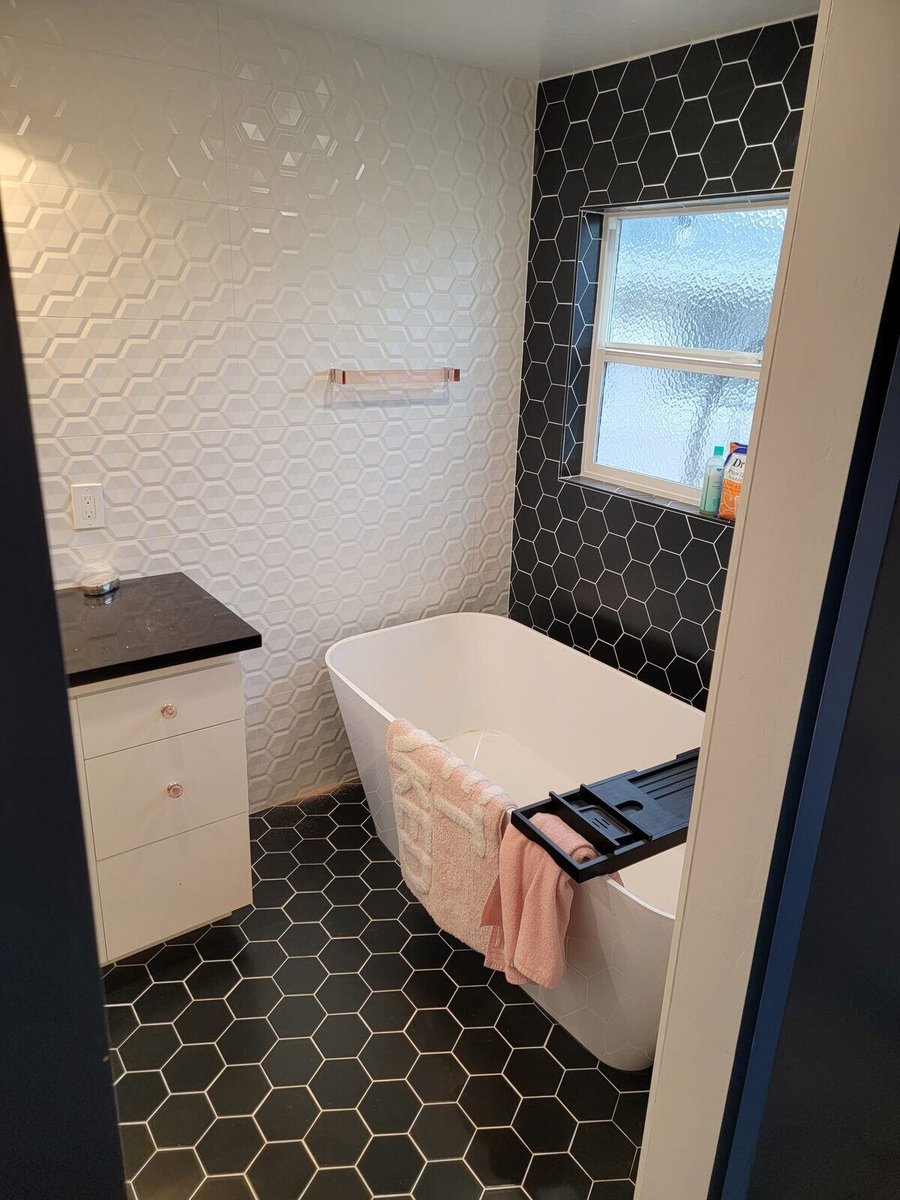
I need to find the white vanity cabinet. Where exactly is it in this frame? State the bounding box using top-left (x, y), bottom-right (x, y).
top-left (69, 655), bottom-right (253, 964)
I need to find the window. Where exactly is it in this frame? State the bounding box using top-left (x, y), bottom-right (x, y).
top-left (581, 197), bottom-right (788, 503)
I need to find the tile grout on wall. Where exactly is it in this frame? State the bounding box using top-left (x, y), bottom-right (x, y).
top-left (510, 15), bottom-right (817, 710)
top-left (0, 0), bottom-right (535, 808)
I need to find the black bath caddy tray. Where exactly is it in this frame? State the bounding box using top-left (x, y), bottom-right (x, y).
top-left (510, 748), bottom-right (700, 883)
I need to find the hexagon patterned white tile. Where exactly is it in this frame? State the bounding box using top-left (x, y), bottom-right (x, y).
top-left (220, 76), bottom-right (504, 222)
top-left (3, 183), bottom-right (235, 322)
top-left (0, 36), bottom-right (228, 200)
top-left (228, 206), bottom-right (486, 328)
top-left (0, 0), bottom-right (221, 70)
top-left (20, 316), bottom-right (520, 438)
top-left (8, 4), bottom-right (534, 808)
top-left (19, 316), bottom-right (246, 438)
top-left (216, 5), bottom-right (366, 93)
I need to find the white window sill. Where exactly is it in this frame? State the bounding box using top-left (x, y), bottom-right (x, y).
top-left (562, 473), bottom-right (735, 526)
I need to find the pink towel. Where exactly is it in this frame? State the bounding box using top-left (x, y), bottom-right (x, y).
top-left (387, 719), bottom-right (515, 954)
top-left (481, 813), bottom-right (598, 990)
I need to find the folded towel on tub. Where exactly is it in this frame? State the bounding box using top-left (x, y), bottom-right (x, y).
top-left (386, 718), bottom-right (515, 954)
top-left (481, 812), bottom-right (598, 989)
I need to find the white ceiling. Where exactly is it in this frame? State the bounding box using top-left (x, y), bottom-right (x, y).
top-left (235, 0), bottom-right (817, 80)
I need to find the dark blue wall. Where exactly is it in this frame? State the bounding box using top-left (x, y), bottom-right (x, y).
top-left (0, 204), bottom-right (124, 1197)
top-left (742, 483), bottom-right (900, 1199)
top-left (509, 17), bottom-right (816, 708)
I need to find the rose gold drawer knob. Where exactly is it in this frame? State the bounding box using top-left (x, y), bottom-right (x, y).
top-left (161, 703), bottom-right (178, 720)
top-left (167, 782), bottom-right (184, 799)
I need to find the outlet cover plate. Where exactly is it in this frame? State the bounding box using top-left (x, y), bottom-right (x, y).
top-left (71, 483), bottom-right (105, 530)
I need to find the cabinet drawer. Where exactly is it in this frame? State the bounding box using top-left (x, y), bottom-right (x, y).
top-left (78, 662), bottom-right (243, 759)
top-left (86, 721), bottom-right (248, 860)
top-left (98, 815), bottom-right (251, 963)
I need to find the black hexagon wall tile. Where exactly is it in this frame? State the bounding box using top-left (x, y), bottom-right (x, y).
top-left (511, 16), bottom-right (816, 709)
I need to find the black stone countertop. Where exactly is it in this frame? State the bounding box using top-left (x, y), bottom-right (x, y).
top-left (57, 571), bottom-right (262, 688)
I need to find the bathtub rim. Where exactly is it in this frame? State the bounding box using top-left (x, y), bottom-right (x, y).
top-left (326, 610), bottom-right (695, 920)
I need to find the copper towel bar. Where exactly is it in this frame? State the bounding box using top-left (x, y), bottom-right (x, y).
top-left (328, 368), bottom-right (461, 385)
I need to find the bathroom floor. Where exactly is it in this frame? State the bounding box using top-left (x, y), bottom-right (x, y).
top-left (106, 785), bottom-right (648, 1200)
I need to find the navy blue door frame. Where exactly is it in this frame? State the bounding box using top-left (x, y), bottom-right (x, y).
top-left (713, 237), bottom-right (900, 1198)
top-left (0, 206), bottom-right (125, 1195)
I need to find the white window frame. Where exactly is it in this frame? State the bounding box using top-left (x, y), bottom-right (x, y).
top-left (580, 194), bottom-right (788, 504)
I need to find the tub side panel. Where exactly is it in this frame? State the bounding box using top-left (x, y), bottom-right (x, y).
top-left (329, 673), bottom-right (396, 855)
top-left (525, 873), bottom-right (675, 1072)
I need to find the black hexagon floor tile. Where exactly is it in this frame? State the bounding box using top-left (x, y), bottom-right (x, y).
top-left (417, 1158), bottom-right (481, 1200)
top-left (207, 1064), bottom-right (270, 1117)
top-left (149, 1093), bottom-right (215, 1148)
top-left (133, 1148), bottom-right (203, 1200)
top-left (248, 1140), bottom-right (315, 1200)
top-left (187, 960), bottom-right (241, 1001)
top-left (571, 1121), bottom-right (639, 1182)
top-left (302, 1167), bottom-right (370, 1199)
top-left (466, 1127), bottom-right (530, 1188)
top-left (306, 1107), bottom-right (371, 1168)
top-left (196, 1116), bottom-right (263, 1175)
top-left (359, 1078), bottom-right (422, 1135)
top-left (106, 790), bottom-right (647, 1198)
top-left (459, 1073), bottom-right (520, 1127)
top-left (525, 1151), bottom-right (593, 1199)
top-left (114, 1070), bottom-right (168, 1123)
top-left (161, 1044), bottom-right (224, 1095)
top-left (408, 1052), bottom-right (468, 1105)
top-left (262, 1036), bottom-right (322, 1088)
top-left (406, 1008), bottom-right (462, 1053)
top-left (360, 989), bottom-right (415, 1033)
top-left (513, 1096), bottom-right (577, 1154)
top-left (359, 1133), bottom-right (424, 1195)
top-left (119, 1123), bottom-right (155, 1179)
top-left (309, 1057), bottom-right (371, 1110)
top-left (410, 1103), bottom-right (474, 1160)
top-left (454, 1027), bottom-right (511, 1075)
top-left (191, 1178), bottom-right (255, 1199)
top-left (313, 1012), bottom-right (370, 1058)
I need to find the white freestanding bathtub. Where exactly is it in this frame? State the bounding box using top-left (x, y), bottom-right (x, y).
top-left (326, 612), bottom-right (704, 1071)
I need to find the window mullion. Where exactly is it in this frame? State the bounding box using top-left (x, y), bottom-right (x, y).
top-left (602, 346), bottom-right (761, 380)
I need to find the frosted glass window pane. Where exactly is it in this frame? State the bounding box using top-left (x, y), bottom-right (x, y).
top-left (607, 206), bottom-right (786, 354)
top-left (594, 363), bottom-right (757, 489)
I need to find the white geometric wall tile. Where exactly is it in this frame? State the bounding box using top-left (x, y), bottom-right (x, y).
top-left (216, 6), bottom-right (514, 142)
top-left (0, 37), bottom-right (227, 201)
top-left (216, 5), bottom-right (359, 91)
top-left (19, 311), bottom-right (523, 443)
top-left (8, 4), bottom-right (535, 809)
top-left (233, 322), bottom-right (490, 418)
top-left (220, 74), bottom-right (371, 216)
top-left (220, 75), bottom-right (499, 223)
top-left (2, 182), bottom-right (234, 321)
top-left (19, 316), bottom-right (244, 438)
top-left (0, 0), bottom-right (221, 70)
top-left (228, 205), bottom-right (484, 327)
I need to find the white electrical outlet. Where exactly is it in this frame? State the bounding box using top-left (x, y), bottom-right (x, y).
top-left (71, 483), bottom-right (105, 530)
